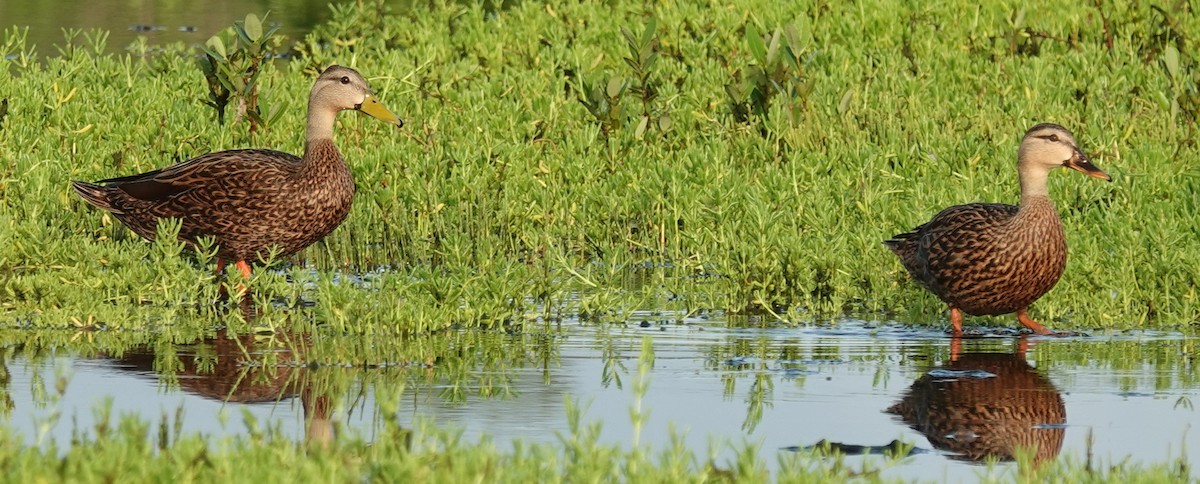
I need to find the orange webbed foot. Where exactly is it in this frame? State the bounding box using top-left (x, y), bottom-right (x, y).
top-left (1016, 308), bottom-right (1053, 335)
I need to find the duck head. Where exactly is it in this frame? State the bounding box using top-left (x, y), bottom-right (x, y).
top-left (1018, 123), bottom-right (1110, 182)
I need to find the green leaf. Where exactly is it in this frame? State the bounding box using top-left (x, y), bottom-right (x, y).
top-left (606, 77), bottom-right (626, 98)
top-left (620, 25), bottom-right (636, 49)
top-left (724, 82), bottom-right (744, 102)
top-left (641, 18), bottom-right (657, 47)
top-left (262, 25), bottom-right (281, 44)
top-left (786, 18), bottom-right (812, 50)
top-left (1164, 44), bottom-right (1180, 80)
top-left (234, 25), bottom-right (253, 46)
top-left (838, 89), bottom-right (854, 115)
top-left (244, 13), bottom-right (263, 42)
top-left (243, 76), bottom-right (259, 96)
top-left (766, 28), bottom-right (781, 64)
top-left (247, 109), bottom-right (265, 127)
top-left (205, 36), bottom-right (226, 58)
top-left (643, 51), bottom-right (658, 71)
top-left (266, 104), bottom-right (285, 126)
top-left (745, 24), bottom-right (766, 64)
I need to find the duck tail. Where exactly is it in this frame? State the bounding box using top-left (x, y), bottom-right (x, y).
top-left (71, 181), bottom-right (120, 213)
top-left (882, 232), bottom-right (915, 254)
top-left (883, 232), bottom-right (921, 272)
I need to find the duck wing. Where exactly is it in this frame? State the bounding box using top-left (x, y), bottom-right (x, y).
top-left (73, 149), bottom-right (302, 243)
top-left (99, 149), bottom-right (300, 202)
top-left (888, 203), bottom-right (1019, 295)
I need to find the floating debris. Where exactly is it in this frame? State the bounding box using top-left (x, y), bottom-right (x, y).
top-left (724, 356), bottom-right (759, 366)
top-left (927, 369), bottom-right (997, 380)
top-left (783, 439), bottom-right (919, 457)
top-left (780, 367), bottom-right (818, 378)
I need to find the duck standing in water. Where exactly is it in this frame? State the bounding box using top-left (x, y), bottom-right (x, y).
top-left (73, 65), bottom-right (403, 279)
top-left (885, 123), bottom-right (1111, 335)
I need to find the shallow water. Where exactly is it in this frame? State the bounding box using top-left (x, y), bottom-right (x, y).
top-left (4, 316), bottom-right (1199, 482)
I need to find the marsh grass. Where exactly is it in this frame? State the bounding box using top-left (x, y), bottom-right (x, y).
top-left (1, 1), bottom-right (1199, 335)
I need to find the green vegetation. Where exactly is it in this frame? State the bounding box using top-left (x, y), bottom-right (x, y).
top-left (0, 0), bottom-right (1197, 332)
top-left (0, 398), bottom-right (1190, 484)
top-left (198, 13), bottom-right (285, 131)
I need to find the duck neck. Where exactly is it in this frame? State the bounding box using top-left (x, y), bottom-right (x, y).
top-left (1015, 193), bottom-right (1060, 236)
top-left (304, 116), bottom-right (340, 166)
top-left (1018, 193), bottom-right (1056, 212)
top-left (305, 98), bottom-right (337, 147)
top-left (304, 137), bottom-right (340, 158)
top-left (1013, 194), bottom-right (1064, 256)
top-left (1018, 164), bottom-right (1051, 199)
top-left (300, 140), bottom-right (349, 187)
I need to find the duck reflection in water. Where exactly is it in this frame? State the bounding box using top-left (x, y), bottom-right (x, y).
top-left (886, 336), bottom-right (1066, 464)
top-left (111, 328), bottom-right (337, 448)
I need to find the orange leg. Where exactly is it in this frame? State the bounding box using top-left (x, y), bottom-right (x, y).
top-left (235, 260), bottom-right (252, 279)
top-left (215, 258), bottom-right (226, 276)
top-left (228, 260), bottom-right (252, 298)
top-left (949, 307), bottom-right (964, 336)
top-left (1016, 308), bottom-right (1052, 335)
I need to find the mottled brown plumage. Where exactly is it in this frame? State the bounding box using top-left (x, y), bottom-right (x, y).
top-left (72, 65), bottom-right (403, 277)
top-left (885, 123), bottom-right (1111, 335)
top-left (886, 351), bottom-right (1066, 463)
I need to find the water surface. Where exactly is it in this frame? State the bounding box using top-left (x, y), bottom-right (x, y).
top-left (1, 0), bottom-right (398, 54)
top-left (4, 317), bottom-right (1197, 482)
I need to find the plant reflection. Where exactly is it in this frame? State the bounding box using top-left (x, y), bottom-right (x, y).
top-left (886, 337), bottom-right (1066, 464)
top-left (0, 346), bottom-right (12, 417)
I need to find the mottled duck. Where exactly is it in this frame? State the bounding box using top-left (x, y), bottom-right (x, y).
top-left (72, 65), bottom-right (402, 278)
top-left (884, 123), bottom-right (1110, 335)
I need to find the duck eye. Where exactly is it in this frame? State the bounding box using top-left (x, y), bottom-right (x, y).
top-left (340, 76), bottom-right (351, 85)
top-left (1048, 134), bottom-right (1059, 142)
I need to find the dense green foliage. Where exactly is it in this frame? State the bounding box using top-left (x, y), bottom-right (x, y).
top-left (2, 1), bottom-right (1199, 332)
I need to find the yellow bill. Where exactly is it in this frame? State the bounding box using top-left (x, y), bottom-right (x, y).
top-left (356, 94), bottom-right (403, 128)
